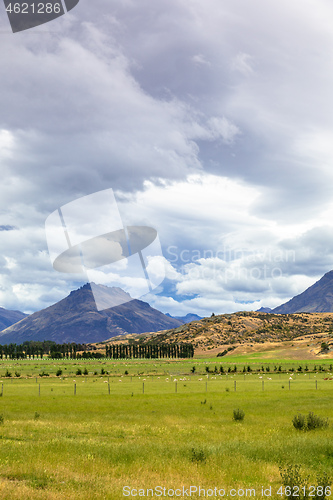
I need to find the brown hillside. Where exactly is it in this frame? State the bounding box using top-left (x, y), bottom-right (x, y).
top-left (96, 311), bottom-right (333, 358)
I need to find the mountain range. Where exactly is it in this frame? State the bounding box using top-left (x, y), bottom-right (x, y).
top-left (0, 307), bottom-right (27, 331)
top-left (2, 269), bottom-right (333, 345)
top-left (0, 284), bottom-right (182, 344)
top-left (272, 270), bottom-right (333, 314)
top-left (165, 312), bottom-right (202, 323)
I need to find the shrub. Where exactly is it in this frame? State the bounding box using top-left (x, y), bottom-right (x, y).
top-left (321, 342), bottom-right (329, 353)
top-left (190, 366), bottom-right (196, 373)
top-left (76, 368), bottom-right (82, 376)
top-left (124, 370), bottom-right (129, 375)
top-left (34, 411), bottom-right (40, 420)
top-left (83, 368), bottom-right (88, 375)
top-left (279, 463), bottom-right (307, 497)
top-left (56, 369), bottom-right (62, 376)
top-left (4, 370), bottom-right (11, 378)
top-left (0, 414), bottom-right (4, 425)
top-left (314, 472), bottom-right (331, 500)
top-left (190, 447), bottom-right (206, 463)
top-left (233, 408), bottom-right (245, 421)
top-left (100, 368), bottom-right (107, 375)
top-left (217, 350), bottom-right (227, 357)
top-left (39, 371), bottom-right (49, 377)
top-left (293, 412), bottom-right (329, 431)
top-left (14, 371), bottom-right (20, 377)
top-left (307, 412), bottom-right (329, 431)
top-left (292, 414), bottom-right (306, 430)
top-left (279, 464), bottom-right (331, 500)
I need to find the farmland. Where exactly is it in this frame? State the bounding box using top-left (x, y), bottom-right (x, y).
top-left (0, 357), bottom-right (332, 499)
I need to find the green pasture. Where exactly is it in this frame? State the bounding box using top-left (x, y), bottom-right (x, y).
top-left (0, 359), bottom-right (332, 499)
top-left (0, 356), bottom-right (333, 380)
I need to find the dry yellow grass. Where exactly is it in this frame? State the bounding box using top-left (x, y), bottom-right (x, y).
top-left (96, 311), bottom-right (333, 360)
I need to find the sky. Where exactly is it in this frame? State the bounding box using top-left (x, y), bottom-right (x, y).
top-left (1, 0), bottom-right (333, 316)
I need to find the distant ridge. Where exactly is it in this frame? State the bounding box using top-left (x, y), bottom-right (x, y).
top-left (256, 307), bottom-right (272, 313)
top-left (166, 313), bottom-right (202, 324)
top-left (0, 307), bottom-right (27, 331)
top-left (273, 270), bottom-right (333, 313)
top-left (0, 284), bottom-right (182, 344)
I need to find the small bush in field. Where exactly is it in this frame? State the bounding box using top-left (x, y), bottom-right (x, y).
top-left (14, 371), bottom-right (20, 377)
top-left (4, 370), bottom-right (11, 378)
top-left (56, 369), bottom-right (62, 376)
top-left (307, 412), bottom-right (328, 431)
top-left (279, 463), bottom-right (307, 496)
top-left (293, 412), bottom-right (328, 431)
top-left (233, 408), bottom-right (245, 421)
top-left (83, 368), bottom-right (88, 375)
top-left (280, 464), bottom-right (331, 500)
top-left (292, 414), bottom-right (306, 430)
top-left (190, 447), bottom-right (206, 463)
top-left (76, 368), bottom-right (82, 376)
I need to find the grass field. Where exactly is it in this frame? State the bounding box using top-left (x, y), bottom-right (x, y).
top-left (0, 357), bottom-right (332, 499)
top-left (1, 356), bottom-right (333, 379)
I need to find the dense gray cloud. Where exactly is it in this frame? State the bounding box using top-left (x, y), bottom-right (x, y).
top-left (1, 0), bottom-right (333, 315)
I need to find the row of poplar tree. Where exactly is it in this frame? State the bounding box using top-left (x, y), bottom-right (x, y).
top-left (105, 343), bottom-right (194, 359)
top-left (0, 341), bottom-right (194, 359)
top-left (0, 341), bottom-right (90, 359)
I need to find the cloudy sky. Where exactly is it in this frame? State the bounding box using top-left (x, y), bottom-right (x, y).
top-left (1, 0), bottom-right (333, 316)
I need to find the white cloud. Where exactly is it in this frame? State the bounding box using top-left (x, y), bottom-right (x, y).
top-left (232, 53), bottom-right (254, 76)
top-left (1, 0), bottom-right (333, 315)
top-left (192, 54), bottom-right (211, 67)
